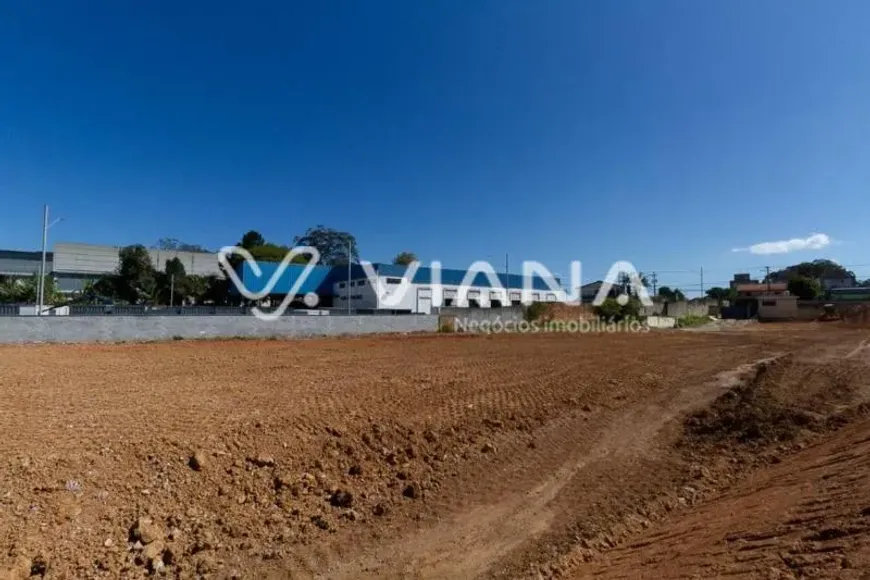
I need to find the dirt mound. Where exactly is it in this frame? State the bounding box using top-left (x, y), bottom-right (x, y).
top-left (683, 354), bottom-right (865, 450)
top-left (564, 338), bottom-right (870, 579)
top-left (539, 302), bottom-right (596, 322)
top-left (573, 416), bottom-right (870, 579)
top-left (842, 303), bottom-right (870, 324)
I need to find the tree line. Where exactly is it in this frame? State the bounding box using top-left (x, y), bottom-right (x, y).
top-left (0, 225), bottom-right (420, 306)
top-left (703, 259), bottom-right (870, 303)
top-left (15, 234), bottom-right (864, 308)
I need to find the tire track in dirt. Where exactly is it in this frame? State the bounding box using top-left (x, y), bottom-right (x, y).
top-left (0, 328), bottom-right (862, 579)
top-left (569, 336), bottom-right (870, 580)
top-left (324, 357), bottom-right (780, 579)
top-left (573, 417), bottom-right (870, 579)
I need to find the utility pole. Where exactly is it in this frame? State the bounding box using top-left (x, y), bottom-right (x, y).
top-left (505, 253), bottom-right (509, 298)
top-left (650, 272), bottom-right (658, 296)
top-left (765, 266), bottom-right (771, 292)
top-left (700, 266), bottom-right (704, 297)
top-left (37, 205), bottom-right (62, 315)
top-left (37, 205), bottom-right (49, 314)
top-left (170, 274), bottom-right (175, 307)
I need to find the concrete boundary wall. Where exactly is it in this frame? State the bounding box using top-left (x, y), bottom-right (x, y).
top-left (0, 315), bottom-right (439, 344)
top-left (438, 306), bottom-right (526, 325)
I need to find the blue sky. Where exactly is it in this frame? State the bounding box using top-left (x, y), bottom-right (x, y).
top-left (2, 1), bottom-right (869, 293)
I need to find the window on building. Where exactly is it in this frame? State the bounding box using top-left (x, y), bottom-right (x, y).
top-left (351, 294), bottom-right (363, 299)
top-left (444, 298), bottom-right (454, 307)
top-left (762, 300), bottom-right (776, 306)
top-left (339, 282), bottom-right (346, 288)
top-left (546, 293), bottom-right (557, 301)
top-left (468, 299), bottom-right (480, 308)
top-left (386, 278), bottom-right (402, 285)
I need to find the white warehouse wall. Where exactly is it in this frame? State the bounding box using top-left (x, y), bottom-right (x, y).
top-left (333, 274), bottom-right (566, 313)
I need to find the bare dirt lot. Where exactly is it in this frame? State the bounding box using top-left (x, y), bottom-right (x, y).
top-left (1, 325), bottom-right (869, 579)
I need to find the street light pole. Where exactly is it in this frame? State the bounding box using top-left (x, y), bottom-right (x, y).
top-left (38, 205), bottom-right (49, 314)
top-left (37, 205), bottom-right (62, 316)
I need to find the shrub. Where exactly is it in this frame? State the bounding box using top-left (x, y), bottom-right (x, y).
top-left (593, 297), bottom-right (641, 321)
top-left (677, 314), bottom-right (710, 328)
top-left (524, 302), bottom-right (549, 322)
top-left (438, 317), bottom-right (455, 333)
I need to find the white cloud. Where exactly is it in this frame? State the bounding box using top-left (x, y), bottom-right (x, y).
top-left (731, 233), bottom-right (832, 255)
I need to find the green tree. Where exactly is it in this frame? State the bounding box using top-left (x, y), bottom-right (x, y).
top-left (616, 272), bottom-right (649, 297)
top-left (0, 274), bottom-right (59, 305)
top-left (249, 243), bottom-right (291, 262)
top-left (155, 238), bottom-right (208, 252)
top-left (240, 230), bottom-right (266, 250)
top-left (116, 245), bottom-right (158, 304)
top-left (657, 286), bottom-right (686, 302)
top-left (768, 260), bottom-right (856, 284)
top-left (92, 276), bottom-right (120, 302)
top-left (787, 276), bottom-right (822, 300)
top-left (164, 257), bottom-right (186, 279)
top-left (225, 231), bottom-right (293, 271)
top-left (393, 252), bottom-right (418, 266)
top-left (594, 297), bottom-right (641, 321)
top-left (0, 277), bottom-right (28, 303)
top-left (38, 274), bottom-right (60, 305)
top-left (158, 257), bottom-right (187, 305)
top-left (200, 275), bottom-right (230, 305)
top-left (705, 286), bottom-right (732, 305)
top-left (293, 225), bottom-right (358, 265)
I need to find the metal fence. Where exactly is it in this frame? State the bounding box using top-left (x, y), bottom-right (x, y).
top-left (0, 304), bottom-right (19, 316)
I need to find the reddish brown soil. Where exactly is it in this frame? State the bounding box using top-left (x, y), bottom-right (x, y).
top-left (0, 326), bottom-right (868, 579)
top-left (571, 415), bottom-right (870, 579)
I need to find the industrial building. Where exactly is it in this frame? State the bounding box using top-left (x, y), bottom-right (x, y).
top-left (232, 261), bottom-right (566, 314)
top-left (0, 242), bottom-right (222, 293)
top-left (2, 242), bottom-right (568, 313)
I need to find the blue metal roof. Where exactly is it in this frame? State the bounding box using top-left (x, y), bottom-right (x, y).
top-left (232, 261), bottom-right (334, 295)
top-left (371, 264), bottom-right (561, 291)
top-left (231, 262), bottom-right (562, 295)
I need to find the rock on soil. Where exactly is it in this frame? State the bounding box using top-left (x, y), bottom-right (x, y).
top-left (329, 490), bottom-right (354, 508)
top-left (130, 517), bottom-right (163, 545)
top-left (188, 451), bottom-right (207, 471)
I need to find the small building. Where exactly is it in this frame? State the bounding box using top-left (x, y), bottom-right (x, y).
top-left (730, 273), bottom-right (759, 290)
top-left (757, 294), bottom-right (799, 321)
top-left (577, 280), bottom-right (617, 303)
top-left (829, 287), bottom-right (870, 301)
top-left (728, 282), bottom-right (789, 318)
top-left (735, 282), bottom-right (788, 297)
top-left (821, 276), bottom-right (856, 291)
